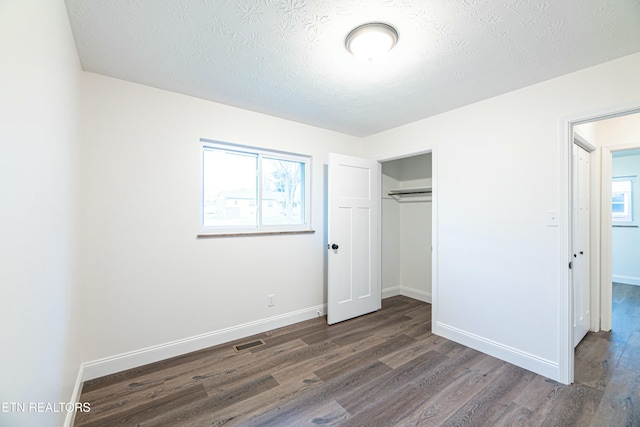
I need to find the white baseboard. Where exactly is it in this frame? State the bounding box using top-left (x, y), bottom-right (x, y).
top-left (382, 285), bottom-right (432, 303)
top-left (399, 286), bottom-right (432, 303)
top-left (613, 274), bottom-right (640, 286)
top-left (77, 287), bottom-right (432, 387)
top-left (433, 321), bottom-right (560, 381)
top-left (64, 364), bottom-right (85, 427)
top-left (382, 286), bottom-right (401, 299)
top-left (82, 304), bottom-right (326, 381)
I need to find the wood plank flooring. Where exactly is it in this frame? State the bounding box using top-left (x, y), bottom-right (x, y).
top-left (75, 285), bottom-right (640, 426)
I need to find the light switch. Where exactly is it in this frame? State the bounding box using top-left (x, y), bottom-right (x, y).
top-left (546, 210), bottom-right (559, 227)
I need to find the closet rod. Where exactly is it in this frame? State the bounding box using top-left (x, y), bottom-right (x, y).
top-left (387, 187), bottom-right (432, 196)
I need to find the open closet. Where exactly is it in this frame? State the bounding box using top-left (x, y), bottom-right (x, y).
top-left (381, 153), bottom-right (433, 303)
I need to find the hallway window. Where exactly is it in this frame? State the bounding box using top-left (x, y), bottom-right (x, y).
top-left (612, 176), bottom-right (636, 225)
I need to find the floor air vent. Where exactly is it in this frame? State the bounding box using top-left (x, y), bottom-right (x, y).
top-left (233, 339), bottom-right (265, 352)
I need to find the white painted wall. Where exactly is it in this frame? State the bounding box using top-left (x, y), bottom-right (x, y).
top-left (79, 73), bottom-right (363, 373)
top-left (5, 2), bottom-right (640, 405)
top-left (612, 154), bottom-right (640, 285)
top-left (364, 53), bottom-right (640, 381)
top-left (594, 114), bottom-right (640, 146)
top-left (0, 1), bottom-right (82, 426)
top-left (574, 123), bottom-right (599, 147)
top-left (381, 163), bottom-right (401, 297)
top-left (381, 155), bottom-right (432, 301)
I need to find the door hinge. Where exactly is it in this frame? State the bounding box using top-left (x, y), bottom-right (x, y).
top-left (569, 261), bottom-right (572, 270)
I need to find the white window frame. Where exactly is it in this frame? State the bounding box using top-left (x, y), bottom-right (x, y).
top-left (199, 139), bottom-right (312, 236)
top-left (612, 175), bottom-right (636, 226)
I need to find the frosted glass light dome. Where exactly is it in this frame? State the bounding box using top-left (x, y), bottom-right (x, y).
top-left (345, 23), bottom-right (398, 63)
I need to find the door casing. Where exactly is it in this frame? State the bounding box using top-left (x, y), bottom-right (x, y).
top-left (371, 146), bottom-right (437, 322)
top-left (560, 103), bottom-right (640, 384)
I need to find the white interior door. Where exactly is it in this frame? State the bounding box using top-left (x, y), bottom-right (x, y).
top-left (327, 153), bottom-right (380, 325)
top-left (573, 143), bottom-right (591, 347)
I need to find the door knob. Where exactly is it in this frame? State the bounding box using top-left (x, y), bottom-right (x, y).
top-left (331, 243), bottom-right (339, 250)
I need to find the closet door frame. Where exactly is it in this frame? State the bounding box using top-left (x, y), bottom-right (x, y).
top-left (374, 145), bottom-right (436, 316)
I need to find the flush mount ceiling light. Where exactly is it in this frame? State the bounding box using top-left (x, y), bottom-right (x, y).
top-left (345, 22), bottom-right (399, 63)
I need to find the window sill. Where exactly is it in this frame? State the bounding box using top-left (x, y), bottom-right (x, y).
top-left (197, 229), bottom-right (315, 238)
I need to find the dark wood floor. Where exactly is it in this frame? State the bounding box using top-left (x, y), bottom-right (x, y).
top-left (75, 284), bottom-right (640, 426)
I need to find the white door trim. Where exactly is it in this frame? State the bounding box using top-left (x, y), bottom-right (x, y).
top-left (601, 146), bottom-right (613, 332)
top-left (559, 103), bottom-right (640, 385)
top-left (574, 133), bottom-right (597, 152)
top-left (372, 145), bottom-right (437, 325)
top-left (601, 141), bottom-right (640, 331)
top-left (558, 117), bottom-right (573, 385)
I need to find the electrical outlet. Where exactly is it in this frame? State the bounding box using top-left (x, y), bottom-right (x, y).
top-left (267, 294), bottom-right (275, 307)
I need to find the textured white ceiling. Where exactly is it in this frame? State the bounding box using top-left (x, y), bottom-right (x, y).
top-left (65, 0), bottom-right (640, 137)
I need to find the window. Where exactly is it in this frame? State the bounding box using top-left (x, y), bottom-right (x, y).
top-left (200, 139), bottom-right (311, 235)
top-left (612, 176), bottom-right (636, 225)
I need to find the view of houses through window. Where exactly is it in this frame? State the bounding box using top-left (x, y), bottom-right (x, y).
top-left (201, 140), bottom-right (310, 233)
